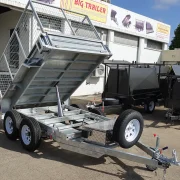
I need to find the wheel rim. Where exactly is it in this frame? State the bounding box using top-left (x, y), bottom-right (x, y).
top-left (149, 101), bottom-right (155, 112)
top-left (5, 117), bottom-right (14, 134)
top-left (21, 125), bottom-right (31, 145)
top-left (125, 119), bottom-right (140, 142)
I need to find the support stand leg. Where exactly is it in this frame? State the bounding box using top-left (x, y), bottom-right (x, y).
top-left (56, 85), bottom-right (63, 117)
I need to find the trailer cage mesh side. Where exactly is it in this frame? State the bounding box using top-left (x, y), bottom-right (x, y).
top-left (0, 0), bottom-right (101, 97)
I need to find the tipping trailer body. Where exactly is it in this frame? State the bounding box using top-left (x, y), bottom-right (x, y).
top-left (0, 1), bottom-right (179, 172)
top-left (0, 1), bottom-right (111, 112)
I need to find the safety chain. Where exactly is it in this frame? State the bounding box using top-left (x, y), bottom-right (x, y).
top-left (162, 169), bottom-right (166, 180)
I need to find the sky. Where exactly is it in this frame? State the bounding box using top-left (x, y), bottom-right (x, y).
top-left (111, 0), bottom-right (180, 43)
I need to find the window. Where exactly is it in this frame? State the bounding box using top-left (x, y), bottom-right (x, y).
top-left (114, 32), bottom-right (139, 47)
top-left (147, 39), bottom-right (162, 50)
top-left (38, 14), bottom-right (62, 32)
top-left (96, 27), bottom-right (108, 42)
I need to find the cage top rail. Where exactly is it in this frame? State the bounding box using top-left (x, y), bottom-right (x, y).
top-left (30, 0), bottom-right (101, 40)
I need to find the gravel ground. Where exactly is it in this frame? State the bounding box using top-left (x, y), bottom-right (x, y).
top-left (0, 97), bottom-right (180, 180)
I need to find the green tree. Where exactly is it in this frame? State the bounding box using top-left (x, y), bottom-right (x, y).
top-left (169, 24), bottom-right (180, 50)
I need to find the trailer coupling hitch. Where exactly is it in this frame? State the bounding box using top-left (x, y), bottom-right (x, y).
top-left (155, 149), bottom-right (180, 167)
top-left (168, 149), bottom-right (180, 166)
top-left (153, 134), bottom-right (180, 166)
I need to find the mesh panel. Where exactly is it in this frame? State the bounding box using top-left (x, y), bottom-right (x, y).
top-left (38, 14), bottom-right (62, 33)
top-left (31, 14), bottom-right (42, 49)
top-left (33, 2), bottom-right (99, 39)
top-left (0, 73), bottom-right (12, 96)
top-left (0, 9), bottom-right (39, 96)
top-left (0, 55), bottom-right (12, 96)
top-left (71, 20), bottom-right (97, 39)
top-left (3, 11), bottom-right (35, 74)
top-left (4, 33), bottom-right (20, 73)
top-left (17, 12), bottom-right (30, 57)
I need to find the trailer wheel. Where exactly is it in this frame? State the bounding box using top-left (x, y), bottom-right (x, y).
top-left (144, 100), bottom-right (155, 113)
top-left (103, 98), bottom-right (119, 106)
top-left (88, 108), bottom-right (105, 116)
top-left (3, 110), bottom-right (22, 140)
top-left (146, 164), bottom-right (157, 171)
top-left (19, 117), bottom-right (41, 152)
top-left (113, 109), bottom-right (144, 148)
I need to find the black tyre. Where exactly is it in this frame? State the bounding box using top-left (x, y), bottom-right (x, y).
top-left (113, 109), bottom-right (144, 149)
top-left (88, 108), bottom-right (105, 116)
top-left (3, 110), bottom-right (22, 140)
top-left (103, 98), bottom-right (119, 106)
top-left (70, 104), bottom-right (87, 110)
top-left (19, 117), bottom-right (41, 152)
top-left (144, 99), bottom-right (155, 113)
top-left (146, 164), bottom-right (157, 171)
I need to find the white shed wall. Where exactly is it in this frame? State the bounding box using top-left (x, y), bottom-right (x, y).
top-left (140, 49), bottom-right (161, 63)
top-left (0, 10), bottom-right (21, 55)
top-left (109, 42), bottom-right (138, 62)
